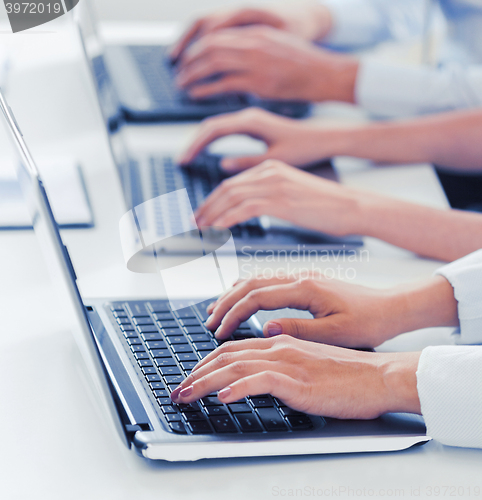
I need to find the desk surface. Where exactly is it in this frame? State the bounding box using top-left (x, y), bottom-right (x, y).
top-left (1, 20), bottom-right (481, 500)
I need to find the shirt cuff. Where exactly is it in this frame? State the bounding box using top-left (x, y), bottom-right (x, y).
top-left (322, 0), bottom-right (388, 48)
top-left (356, 59), bottom-right (482, 117)
top-left (435, 250), bottom-right (482, 345)
top-left (417, 345), bottom-right (482, 448)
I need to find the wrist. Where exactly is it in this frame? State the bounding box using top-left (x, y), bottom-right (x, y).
top-left (379, 352), bottom-right (422, 414)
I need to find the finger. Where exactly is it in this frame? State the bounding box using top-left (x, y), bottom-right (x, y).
top-left (191, 337), bottom-right (274, 375)
top-left (177, 54), bottom-right (245, 89)
top-left (195, 181), bottom-right (267, 226)
top-left (170, 19), bottom-right (205, 61)
top-left (188, 75), bottom-right (254, 100)
top-left (214, 282), bottom-right (314, 339)
top-left (173, 347), bottom-right (280, 398)
top-left (178, 114), bottom-right (266, 165)
top-left (220, 154), bottom-right (271, 172)
top-left (205, 276), bottom-right (297, 330)
top-left (172, 360), bottom-right (279, 404)
top-left (207, 198), bottom-right (271, 228)
top-left (217, 371), bottom-right (301, 406)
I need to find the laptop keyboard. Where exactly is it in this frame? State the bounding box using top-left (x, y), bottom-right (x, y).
top-left (107, 300), bottom-right (323, 435)
top-left (129, 153), bottom-right (265, 239)
top-left (128, 45), bottom-right (247, 108)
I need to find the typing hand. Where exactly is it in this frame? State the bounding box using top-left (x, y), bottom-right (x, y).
top-left (174, 26), bottom-right (358, 103)
top-left (179, 108), bottom-right (337, 171)
top-left (202, 275), bottom-right (400, 348)
top-left (193, 160), bottom-right (364, 236)
top-left (170, 335), bottom-right (422, 419)
top-left (170, 5), bottom-right (334, 61)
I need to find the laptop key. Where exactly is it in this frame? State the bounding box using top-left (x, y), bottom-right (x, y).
top-left (187, 420), bottom-right (213, 434)
top-left (149, 301), bottom-right (171, 313)
top-left (138, 326), bottom-right (160, 335)
top-left (120, 325), bottom-right (135, 333)
top-left (134, 352), bottom-right (150, 360)
top-left (193, 341), bottom-right (215, 351)
top-left (127, 302), bottom-right (150, 317)
top-left (176, 309), bottom-right (198, 319)
top-left (178, 403), bottom-right (201, 413)
top-left (133, 317), bottom-right (155, 325)
top-left (153, 389), bottom-right (168, 398)
top-left (204, 406), bottom-right (228, 417)
top-left (233, 330), bottom-right (257, 340)
top-left (180, 361), bottom-right (198, 371)
top-left (164, 375), bottom-right (184, 385)
top-left (188, 333), bottom-right (210, 342)
top-left (161, 405), bottom-right (178, 414)
top-left (182, 411), bottom-right (206, 422)
top-left (249, 396), bottom-right (274, 408)
top-left (116, 317), bottom-right (131, 325)
top-left (286, 415), bottom-right (313, 430)
top-left (150, 348), bottom-right (172, 358)
top-left (176, 353), bottom-right (198, 362)
top-left (180, 318), bottom-right (201, 327)
top-left (165, 413), bottom-right (182, 422)
top-left (146, 375), bottom-right (163, 384)
top-left (201, 396), bottom-right (222, 406)
top-left (234, 413), bottom-right (263, 433)
top-left (171, 344), bottom-right (195, 354)
top-left (159, 366), bottom-right (181, 376)
top-left (141, 367), bottom-right (157, 375)
top-left (278, 407), bottom-right (304, 417)
top-left (153, 312), bottom-right (174, 321)
top-left (228, 403), bottom-right (251, 413)
top-left (169, 421), bottom-right (187, 434)
top-left (184, 326), bottom-right (206, 335)
top-left (162, 327), bottom-right (183, 336)
top-left (154, 358), bottom-right (177, 367)
top-left (197, 351), bottom-right (211, 359)
top-left (157, 320), bottom-right (179, 329)
top-left (127, 337), bottom-right (142, 346)
top-left (256, 408), bottom-right (288, 432)
top-left (158, 397), bottom-right (173, 406)
top-left (131, 345), bottom-right (146, 353)
top-left (167, 336), bottom-right (188, 345)
top-left (145, 340), bottom-right (167, 349)
top-left (210, 416), bottom-right (238, 433)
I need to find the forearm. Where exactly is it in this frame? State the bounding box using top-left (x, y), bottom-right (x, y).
top-left (355, 192), bottom-right (482, 261)
top-left (329, 110), bottom-right (482, 170)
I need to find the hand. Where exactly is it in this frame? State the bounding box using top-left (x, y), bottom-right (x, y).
top-left (204, 275), bottom-right (403, 347)
top-left (194, 159), bottom-right (364, 236)
top-left (175, 26), bottom-right (358, 102)
top-left (204, 274), bottom-right (459, 346)
top-left (179, 107), bottom-right (339, 171)
top-left (170, 4), bottom-right (334, 61)
top-left (170, 335), bottom-right (422, 419)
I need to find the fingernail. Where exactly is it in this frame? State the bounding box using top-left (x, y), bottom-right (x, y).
top-left (170, 386), bottom-right (182, 401)
top-left (267, 322), bottom-right (283, 336)
top-left (205, 314), bottom-right (214, 327)
top-left (179, 385), bottom-right (193, 398)
top-left (207, 301), bottom-right (216, 313)
top-left (218, 387), bottom-right (232, 400)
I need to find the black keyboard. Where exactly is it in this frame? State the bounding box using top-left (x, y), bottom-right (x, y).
top-left (128, 45), bottom-right (247, 108)
top-left (108, 300), bottom-right (324, 435)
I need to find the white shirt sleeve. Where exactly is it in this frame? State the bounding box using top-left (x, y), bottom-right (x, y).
top-left (416, 250), bottom-right (482, 448)
top-left (322, 0), bottom-right (424, 49)
top-left (417, 346), bottom-right (482, 448)
top-left (356, 60), bottom-right (482, 117)
top-left (435, 249), bottom-right (482, 345)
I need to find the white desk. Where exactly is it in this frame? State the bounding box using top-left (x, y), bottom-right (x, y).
top-left (1, 21), bottom-right (481, 500)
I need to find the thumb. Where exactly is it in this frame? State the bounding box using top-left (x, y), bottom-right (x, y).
top-left (221, 154), bottom-right (270, 172)
top-left (263, 317), bottom-right (339, 343)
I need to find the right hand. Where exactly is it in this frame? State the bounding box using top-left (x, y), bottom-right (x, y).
top-left (170, 5), bottom-right (333, 61)
top-left (179, 108), bottom-right (339, 172)
top-left (194, 159), bottom-right (365, 236)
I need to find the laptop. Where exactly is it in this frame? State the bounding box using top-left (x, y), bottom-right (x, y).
top-left (74, 0), bottom-right (311, 122)
top-left (74, 12), bottom-right (364, 254)
top-left (1, 89), bottom-right (430, 461)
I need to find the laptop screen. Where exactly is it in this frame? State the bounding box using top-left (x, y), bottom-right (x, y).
top-left (0, 88), bottom-right (130, 447)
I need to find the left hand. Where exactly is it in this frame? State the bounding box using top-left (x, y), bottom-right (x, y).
top-left (175, 25), bottom-right (358, 102)
top-left (170, 335), bottom-right (422, 419)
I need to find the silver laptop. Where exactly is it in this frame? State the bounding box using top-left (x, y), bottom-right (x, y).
top-left (1, 88), bottom-right (430, 461)
top-left (73, 10), bottom-right (364, 254)
top-left (74, 0), bottom-right (310, 122)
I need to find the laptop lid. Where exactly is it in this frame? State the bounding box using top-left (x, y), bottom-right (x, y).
top-left (0, 88), bottom-right (131, 448)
